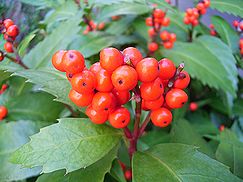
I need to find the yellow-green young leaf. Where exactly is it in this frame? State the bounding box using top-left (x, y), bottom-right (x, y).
top-left (36, 146), bottom-right (119, 182)
top-left (0, 121), bottom-right (43, 181)
top-left (10, 118), bottom-right (122, 173)
top-left (132, 143), bottom-right (242, 182)
top-left (170, 119), bottom-right (214, 158)
top-left (13, 69), bottom-right (78, 110)
top-left (211, 16), bottom-right (239, 53)
top-left (216, 129), bottom-right (243, 178)
top-left (163, 36), bottom-right (238, 97)
top-left (23, 18), bottom-right (80, 68)
top-left (210, 0), bottom-right (243, 17)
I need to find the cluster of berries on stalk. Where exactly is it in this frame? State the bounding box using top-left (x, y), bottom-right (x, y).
top-left (146, 8), bottom-right (176, 52)
top-left (233, 20), bottom-right (243, 31)
top-left (184, 0), bottom-right (210, 26)
top-left (0, 18), bottom-right (19, 58)
top-left (83, 20), bottom-right (105, 35)
top-left (209, 24), bottom-right (217, 36)
top-left (0, 84), bottom-right (8, 121)
top-left (52, 47), bottom-right (190, 128)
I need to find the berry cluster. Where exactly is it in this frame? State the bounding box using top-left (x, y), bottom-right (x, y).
top-left (52, 47), bottom-right (190, 128)
top-left (83, 20), bottom-right (105, 35)
top-left (239, 39), bottom-right (243, 56)
top-left (146, 8), bottom-right (176, 52)
top-left (0, 106), bottom-right (8, 121)
top-left (184, 0), bottom-right (210, 26)
top-left (209, 24), bottom-right (217, 36)
top-left (0, 18), bottom-right (19, 55)
top-left (233, 20), bottom-right (243, 31)
top-left (0, 84), bottom-right (8, 94)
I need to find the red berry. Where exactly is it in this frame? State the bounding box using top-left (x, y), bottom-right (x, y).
top-left (0, 106), bottom-right (8, 120)
top-left (90, 62), bottom-right (102, 75)
top-left (98, 22), bottom-right (105, 30)
top-left (86, 105), bottom-right (108, 124)
top-left (143, 95), bottom-right (164, 110)
top-left (123, 47), bottom-right (143, 66)
top-left (0, 52), bottom-right (4, 62)
top-left (145, 17), bottom-right (153, 26)
top-left (210, 30), bottom-right (217, 36)
top-left (196, 3), bottom-right (205, 10)
top-left (163, 41), bottom-right (173, 49)
top-left (160, 31), bottom-right (170, 41)
top-left (148, 28), bottom-right (156, 37)
top-left (112, 89), bottom-right (130, 105)
top-left (109, 107), bottom-right (130, 128)
top-left (92, 92), bottom-right (114, 112)
top-left (148, 42), bottom-right (159, 52)
top-left (203, 0), bottom-right (210, 8)
top-left (112, 65), bottom-right (138, 91)
top-left (71, 70), bottom-right (97, 94)
top-left (153, 9), bottom-right (165, 19)
top-left (1, 84), bottom-right (8, 92)
top-left (136, 58), bottom-right (159, 82)
top-left (239, 39), bottom-right (243, 48)
top-left (52, 50), bottom-right (66, 72)
top-left (140, 78), bottom-right (164, 101)
top-left (170, 33), bottom-right (177, 42)
top-left (6, 25), bottom-right (19, 37)
top-left (239, 22), bottom-right (243, 31)
top-left (151, 107), bottom-right (172, 127)
top-left (165, 88), bottom-right (188, 109)
top-left (124, 169), bottom-right (132, 180)
top-left (3, 19), bottom-right (14, 29)
top-left (95, 68), bottom-right (114, 92)
top-left (69, 89), bottom-right (94, 107)
top-left (161, 17), bottom-right (170, 26)
top-left (100, 47), bottom-right (124, 72)
top-left (173, 71), bottom-right (190, 89)
top-left (219, 125), bottom-right (225, 132)
top-left (62, 50), bottom-right (85, 74)
top-left (199, 8), bottom-right (206, 15)
top-left (4, 42), bottom-right (14, 53)
top-left (233, 20), bottom-right (239, 28)
top-left (184, 17), bottom-right (190, 25)
top-left (189, 102), bottom-right (198, 111)
top-left (158, 58), bottom-right (176, 80)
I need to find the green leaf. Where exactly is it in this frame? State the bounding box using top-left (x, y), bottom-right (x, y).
top-left (0, 70), bottom-right (11, 84)
top-left (13, 69), bottom-right (77, 109)
top-left (233, 99), bottom-right (243, 117)
top-left (210, 0), bottom-right (243, 18)
top-left (216, 129), bottom-right (243, 178)
top-left (170, 119), bottom-right (214, 157)
top-left (97, 2), bottom-right (150, 21)
top-left (110, 159), bottom-right (126, 182)
top-left (20, 0), bottom-right (65, 8)
top-left (163, 36), bottom-right (238, 97)
top-left (133, 143), bottom-right (241, 182)
top-left (11, 118), bottom-right (122, 173)
top-left (18, 33), bottom-right (36, 58)
top-left (211, 16), bottom-right (239, 53)
top-left (23, 18), bottom-right (80, 68)
top-left (36, 146), bottom-right (118, 182)
top-left (0, 121), bottom-right (42, 181)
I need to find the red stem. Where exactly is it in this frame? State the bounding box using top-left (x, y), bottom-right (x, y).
top-left (138, 111), bottom-right (151, 137)
top-left (4, 53), bottom-right (28, 69)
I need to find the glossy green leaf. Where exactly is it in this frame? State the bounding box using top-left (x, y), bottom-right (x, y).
top-left (170, 119), bottom-right (214, 157)
top-left (36, 146), bottom-right (118, 182)
top-left (23, 18), bottom-right (80, 68)
top-left (18, 33), bottom-right (36, 58)
top-left (133, 143), bottom-right (241, 182)
top-left (211, 16), bottom-right (239, 53)
top-left (210, 0), bottom-right (243, 17)
top-left (163, 36), bottom-right (238, 97)
top-left (11, 118), bottom-right (122, 173)
top-left (0, 121), bottom-right (42, 181)
top-left (216, 129), bottom-right (243, 178)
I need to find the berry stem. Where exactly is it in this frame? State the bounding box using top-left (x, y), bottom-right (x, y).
top-left (188, 25), bottom-right (194, 42)
top-left (4, 52), bottom-right (28, 69)
top-left (123, 127), bottom-right (132, 139)
top-left (83, 15), bottom-right (93, 31)
top-left (138, 111), bottom-right (151, 137)
top-left (133, 86), bottom-right (141, 138)
top-left (64, 104), bottom-right (80, 117)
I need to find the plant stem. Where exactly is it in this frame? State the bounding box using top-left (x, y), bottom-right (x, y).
top-left (188, 25), bottom-right (194, 42)
top-left (4, 53), bottom-right (28, 69)
top-left (133, 86), bottom-right (141, 138)
top-left (138, 111), bottom-right (151, 137)
top-left (64, 104), bottom-right (79, 117)
top-left (124, 127), bottom-right (132, 139)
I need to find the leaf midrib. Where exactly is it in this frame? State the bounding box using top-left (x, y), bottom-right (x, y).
top-left (212, 1), bottom-right (243, 11)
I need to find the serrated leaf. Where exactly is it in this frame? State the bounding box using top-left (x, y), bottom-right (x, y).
top-left (97, 2), bottom-right (150, 21)
top-left (11, 118), bottom-right (122, 173)
top-left (216, 129), bottom-right (243, 178)
top-left (13, 68), bottom-right (78, 109)
top-left (210, 0), bottom-right (243, 18)
top-left (170, 119), bottom-right (214, 157)
top-left (18, 33), bottom-right (36, 58)
top-left (23, 18), bottom-right (81, 68)
top-left (36, 146), bottom-right (118, 182)
top-left (211, 16), bottom-right (239, 53)
top-left (133, 143), bottom-right (241, 182)
top-left (163, 36), bottom-right (238, 97)
top-left (0, 121), bottom-right (42, 181)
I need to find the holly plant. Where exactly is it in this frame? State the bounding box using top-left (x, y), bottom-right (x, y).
top-left (0, 0), bottom-right (243, 182)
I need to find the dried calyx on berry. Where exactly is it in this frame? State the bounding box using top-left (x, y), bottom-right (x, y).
top-left (52, 47), bottom-right (190, 129)
top-left (146, 7), bottom-right (176, 52)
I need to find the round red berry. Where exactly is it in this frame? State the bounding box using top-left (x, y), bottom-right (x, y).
top-left (151, 107), bottom-right (172, 127)
top-left (112, 65), bottom-right (138, 91)
top-left (148, 42), bottom-right (159, 52)
top-left (148, 28), bottom-right (156, 37)
top-left (233, 20), bottom-right (239, 28)
top-left (6, 25), bottom-right (19, 37)
top-left (90, 62), bottom-right (102, 75)
top-left (100, 47), bottom-right (124, 72)
top-left (173, 71), bottom-right (190, 89)
top-left (161, 17), bottom-right (170, 26)
top-left (95, 68), bottom-right (114, 92)
top-left (62, 50), bottom-right (85, 74)
top-left (124, 169), bottom-right (132, 180)
top-left (123, 47), bottom-right (143, 66)
top-left (189, 102), bottom-right (198, 111)
top-left (52, 50), bottom-right (66, 72)
top-left (143, 95), bottom-right (164, 110)
top-left (136, 58), bottom-right (159, 82)
top-left (145, 17), bottom-right (153, 26)
top-left (158, 58), bottom-right (176, 80)
top-left (165, 88), bottom-right (188, 109)
top-left (109, 107), bottom-right (130, 128)
top-left (239, 22), bottom-right (243, 31)
top-left (92, 92), bottom-right (114, 112)
top-left (163, 41), bottom-right (173, 49)
top-left (4, 42), bottom-right (14, 53)
top-left (0, 106), bottom-right (8, 120)
top-left (112, 89), bottom-right (130, 105)
top-left (69, 89), bottom-right (94, 107)
top-left (3, 19), bottom-right (14, 29)
top-left (153, 9), bottom-right (165, 19)
top-left (86, 105), bottom-right (108, 124)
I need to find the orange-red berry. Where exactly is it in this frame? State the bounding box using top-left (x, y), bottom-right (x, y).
top-left (52, 50), bottom-right (66, 72)
top-left (92, 92), bottom-right (114, 112)
top-left (165, 89), bottom-right (188, 109)
top-left (143, 95), bottom-right (164, 110)
top-left (0, 106), bottom-right (8, 120)
top-left (4, 42), bottom-right (14, 53)
top-left (124, 169), bottom-right (132, 180)
top-left (6, 25), bottom-right (19, 37)
top-left (158, 58), bottom-right (176, 80)
top-left (69, 89), bottom-right (94, 107)
top-left (151, 107), bottom-right (172, 127)
top-left (86, 105), bottom-right (108, 124)
top-left (112, 89), bottom-right (130, 105)
top-left (148, 42), bottom-right (159, 52)
top-left (95, 68), bottom-right (114, 92)
top-left (145, 17), bottom-right (153, 26)
top-left (173, 71), bottom-right (190, 89)
top-left (153, 9), bottom-right (165, 19)
top-left (123, 47), bottom-right (143, 66)
top-left (189, 102), bottom-right (198, 111)
top-left (109, 107), bottom-right (130, 128)
top-left (3, 19), bottom-right (14, 29)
